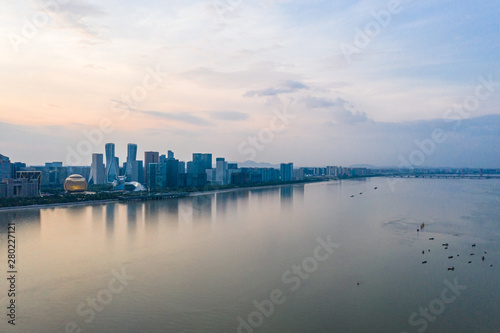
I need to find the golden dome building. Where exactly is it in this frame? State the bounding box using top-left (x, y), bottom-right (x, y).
top-left (64, 174), bottom-right (88, 192)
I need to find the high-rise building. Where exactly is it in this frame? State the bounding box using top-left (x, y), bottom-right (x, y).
top-left (178, 161), bottom-right (185, 174)
top-left (144, 151), bottom-right (159, 185)
top-left (11, 162), bottom-right (26, 179)
top-left (89, 153), bottom-right (105, 185)
top-left (0, 154), bottom-right (12, 180)
top-left (105, 143), bottom-right (119, 183)
top-left (280, 163), bottom-right (293, 182)
top-left (167, 150), bottom-right (174, 159)
top-left (226, 163), bottom-right (239, 185)
top-left (137, 161), bottom-right (144, 184)
top-left (191, 153), bottom-right (212, 174)
top-left (165, 159), bottom-right (179, 188)
top-left (216, 157), bottom-right (228, 185)
top-left (147, 163), bottom-right (169, 190)
top-left (125, 144), bottom-right (140, 182)
top-left (293, 168), bottom-right (305, 180)
top-left (186, 161), bottom-right (193, 174)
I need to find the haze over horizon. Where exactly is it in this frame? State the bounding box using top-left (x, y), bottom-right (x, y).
top-left (1, 0), bottom-right (500, 168)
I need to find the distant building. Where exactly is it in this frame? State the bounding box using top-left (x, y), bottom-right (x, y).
top-left (256, 168), bottom-right (280, 182)
top-left (167, 150), bottom-right (174, 159)
top-left (0, 154), bottom-right (12, 180)
top-left (178, 161), bottom-right (185, 174)
top-left (186, 161), bottom-right (193, 174)
top-left (280, 163), bottom-right (293, 182)
top-left (11, 162), bottom-right (26, 179)
top-left (105, 143), bottom-right (119, 183)
top-left (165, 158), bottom-right (179, 188)
top-left (16, 171), bottom-right (42, 195)
top-left (206, 169), bottom-right (216, 184)
top-left (89, 153), bottom-right (105, 185)
top-left (293, 168), bottom-right (305, 181)
top-left (125, 144), bottom-right (140, 182)
top-left (137, 161), bottom-right (144, 184)
top-left (0, 177), bottom-right (40, 198)
top-left (45, 162), bottom-right (63, 168)
top-left (191, 153), bottom-right (212, 174)
top-left (64, 174), bottom-right (88, 193)
top-left (216, 157), bottom-right (228, 185)
top-left (227, 163), bottom-right (239, 185)
top-left (144, 151), bottom-right (159, 185)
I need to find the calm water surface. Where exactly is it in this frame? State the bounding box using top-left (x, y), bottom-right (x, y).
top-left (1, 178), bottom-right (499, 333)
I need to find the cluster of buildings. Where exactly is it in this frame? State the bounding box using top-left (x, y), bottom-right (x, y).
top-left (0, 154), bottom-right (41, 199)
top-left (0, 144), bottom-right (372, 198)
top-left (88, 144), bottom-right (296, 191)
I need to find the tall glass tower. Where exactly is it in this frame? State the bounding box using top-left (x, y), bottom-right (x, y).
top-left (126, 144), bottom-right (138, 181)
top-left (105, 143), bottom-right (119, 183)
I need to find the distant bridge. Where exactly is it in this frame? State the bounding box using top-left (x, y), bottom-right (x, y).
top-left (389, 175), bottom-right (500, 179)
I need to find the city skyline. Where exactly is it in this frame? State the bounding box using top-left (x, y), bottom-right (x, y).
top-left (1, 1), bottom-right (500, 168)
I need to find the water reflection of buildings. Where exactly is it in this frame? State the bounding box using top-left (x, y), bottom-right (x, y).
top-left (0, 210), bottom-right (41, 233)
top-left (251, 186), bottom-right (280, 198)
top-left (216, 191), bottom-right (239, 215)
top-left (92, 204), bottom-right (104, 223)
top-left (280, 185), bottom-right (293, 204)
top-left (192, 194), bottom-right (212, 222)
top-left (105, 204), bottom-right (116, 233)
top-left (280, 184), bottom-right (305, 207)
top-left (144, 201), bottom-right (160, 225)
top-left (163, 199), bottom-right (179, 221)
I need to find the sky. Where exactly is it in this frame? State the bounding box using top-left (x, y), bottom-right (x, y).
top-left (1, 0), bottom-right (500, 168)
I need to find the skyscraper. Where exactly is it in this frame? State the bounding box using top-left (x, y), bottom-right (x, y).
top-left (125, 144), bottom-right (139, 182)
top-left (280, 163), bottom-right (293, 182)
top-left (191, 153), bottom-right (212, 174)
top-left (105, 143), bottom-right (120, 183)
top-left (144, 151), bottom-right (159, 184)
top-left (0, 154), bottom-right (12, 180)
top-left (216, 157), bottom-right (228, 185)
top-left (89, 153), bottom-right (105, 185)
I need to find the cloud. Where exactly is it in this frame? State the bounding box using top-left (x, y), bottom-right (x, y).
top-left (329, 109), bottom-right (370, 124)
top-left (300, 96), bottom-right (349, 109)
top-left (130, 109), bottom-right (212, 126)
top-left (210, 111), bottom-right (249, 121)
top-left (83, 63), bottom-right (106, 70)
top-left (244, 80), bottom-right (309, 97)
top-left (177, 67), bottom-right (305, 90)
top-left (301, 95), bottom-right (370, 124)
top-left (38, 0), bottom-right (108, 43)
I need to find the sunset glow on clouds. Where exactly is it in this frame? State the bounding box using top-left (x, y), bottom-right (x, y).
top-left (1, 0), bottom-right (499, 167)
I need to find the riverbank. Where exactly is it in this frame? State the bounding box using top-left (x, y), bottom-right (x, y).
top-left (0, 199), bottom-right (120, 212)
top-left (0, 178), bottom-right (332, 212)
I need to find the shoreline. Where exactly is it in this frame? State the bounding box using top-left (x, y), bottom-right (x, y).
top-left (0, 179), bottom-right (334, 212)
top-left (0, 199), bottom-right (120, 212)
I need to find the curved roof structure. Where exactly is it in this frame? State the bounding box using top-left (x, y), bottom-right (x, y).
top-left (64, 174), bottom-right (88, 192)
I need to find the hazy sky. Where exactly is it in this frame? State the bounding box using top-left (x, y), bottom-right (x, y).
top-left (1, 0), bottom-right (500, 167)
